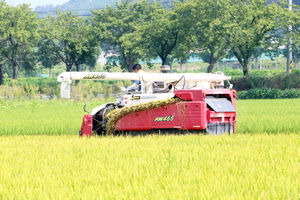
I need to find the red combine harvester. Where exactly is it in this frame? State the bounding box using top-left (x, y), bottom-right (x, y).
top-left (57, 71), bottom-right (237, 136)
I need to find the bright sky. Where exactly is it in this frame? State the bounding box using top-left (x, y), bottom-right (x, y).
top-left (7, 0), bottom-right (70, 9)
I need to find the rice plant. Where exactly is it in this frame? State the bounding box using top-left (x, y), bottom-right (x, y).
top-left (0, 134), bottom-right (299, 199)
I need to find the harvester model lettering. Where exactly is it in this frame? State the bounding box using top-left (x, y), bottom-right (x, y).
top-left (154, 116), bottom-right (175, 122)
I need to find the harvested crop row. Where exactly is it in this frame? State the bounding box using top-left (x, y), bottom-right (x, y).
top-left (105, 98), bottom-right (182, 135)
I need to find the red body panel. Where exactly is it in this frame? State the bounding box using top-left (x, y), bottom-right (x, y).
top-left (79, 114), bottom-right (93, 137)
top-left (207, 110), bottom-right (236, 131)
top-left (115, 101), bottom-right (207, 131)
top-left (116, 89), bottom-right (237, 132)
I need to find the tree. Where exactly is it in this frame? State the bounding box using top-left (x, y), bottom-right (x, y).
top-left (252, 47), bottom-right (265, 70)
top-left (224, 0), bottom-right (285, 76)
top-left (174, 0), bottom-right (229, 73)
top-left (42, 11), bottom-right (100, 72)
top-left (284, 2), bottom-right (300, 70)
top-left (0, 1), bottom-right (8, 85)
top-left (18, 44), bottom-right (38, 76)
top-left (0, 3), bottom-right (39, 79)
top-left (125, 3), bottom-right (192, 68)
top-left (91, 0), bottom-right (152, 72)
top-left (37, 39), bottom-right (61, 76)
top-left (0, 59), bottom-right (4, 85)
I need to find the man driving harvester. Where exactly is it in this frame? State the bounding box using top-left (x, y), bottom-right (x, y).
top-left (127, 64), bottom-right (144, 91)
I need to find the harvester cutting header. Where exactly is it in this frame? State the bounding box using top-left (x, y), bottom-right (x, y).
top-left (57, 71), bottom-right (237, 136)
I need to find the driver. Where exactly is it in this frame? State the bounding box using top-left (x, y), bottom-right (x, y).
top-left (127, 64), bottom-right (144, 91)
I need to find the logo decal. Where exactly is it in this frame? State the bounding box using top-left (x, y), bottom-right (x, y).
top-left (132, 96), bottom-right (140, 100)
top-left (83, 74), bottom-right (106, 79)
top-left (154, 115), bottom-right (174, 122)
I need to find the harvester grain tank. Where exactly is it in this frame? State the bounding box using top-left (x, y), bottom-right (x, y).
top-left (57, 71), bottom-right (237, 136)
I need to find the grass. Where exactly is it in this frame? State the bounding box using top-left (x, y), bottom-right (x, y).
top-left (1, 98), bottom-right (300, 135)
top-left (236, 99), bottom-right (300, 134)
top-left (0, 99), bottom-right (110, 135)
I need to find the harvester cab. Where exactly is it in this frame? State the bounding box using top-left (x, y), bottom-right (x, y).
top-left (57, 71), bottom-right (237, 136)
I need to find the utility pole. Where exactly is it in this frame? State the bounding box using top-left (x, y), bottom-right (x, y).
top-left (287, 0), bottom-right (293, 74)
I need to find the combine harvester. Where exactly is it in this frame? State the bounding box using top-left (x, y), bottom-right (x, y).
top-left (57, 71), bottom-right (237, 136)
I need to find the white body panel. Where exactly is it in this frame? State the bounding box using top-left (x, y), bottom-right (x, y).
top-left (116, 93), bottom-right (175, 106)
top-left (90, 103), bottom-right (114, 115)
top-left (58, 72), bottom-right (230, 82)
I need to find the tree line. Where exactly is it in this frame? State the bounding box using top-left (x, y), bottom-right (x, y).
top-left (0, 0), bottom-right (299, 85)
top-left (34, 0), bottom-right (183, 17)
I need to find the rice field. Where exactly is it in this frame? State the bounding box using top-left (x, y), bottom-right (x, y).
top-left (0, 99), bottom-right (103, 135)
top-left (1, 98), bottom-right (299, 135)
top-left (237, 99), bottom-right (300, 134)
top-left (0, 98), bottom-right (299, 199)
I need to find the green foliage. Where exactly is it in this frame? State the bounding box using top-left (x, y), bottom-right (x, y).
top-left (91, 0), bottom-right (164, 71)
top-left (0, 77), bottom-right (129, 100)
top-left (224, 0), bottom-right (286, 76)
top-left (1, 0), bottom-right (299, 80)
top-left (232, 69), bottom-right (300, 90)
top-left (0, 77), bottom-right (58, 98)
top-left (0, 3), bottom-right (39, 79)
top-left (237, 88), bottom-right (300, 99)
top-left (174, 0), bottom-right (228, 72)
top-left (34, 0), bottom-right (179, 17)
top-left (2, 69), bottom-right (300, 100)
top-left (223, 69), bottom-right (286, 77)
top-left (42, 11), bottom-right (100, 72)
top-left (36, 39), bottom-right (61, 70)
top-left (130, 2), bottom-right (190, 66)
